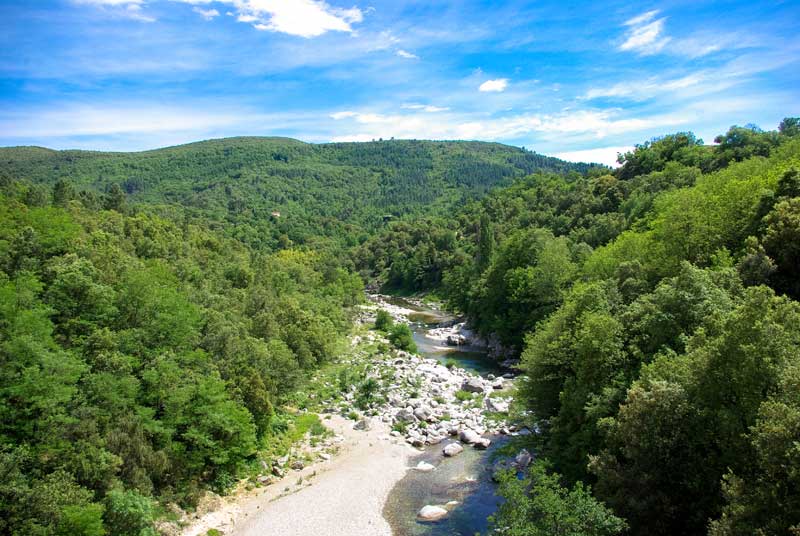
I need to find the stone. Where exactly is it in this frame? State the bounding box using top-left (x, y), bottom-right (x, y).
top-left (272, 466), bottom-right (285, 478)
top-left (459, 429), bottom-right (481, 444)
top-left (461, 378), bottom-right (485, 393)
top-left (257, 475), bottom-right (272, 484)
top-left (485, 397), bottom-right (509, 413)
top-left (514, 449), bottom-right (532, 470)
top-left (354, 418), bottom-right (371, 431)
top-left (413, 406), bottom-right (432, 421)
top-left (291, 460), bottom-right (305, 470)
top-left (418, 505), bottom-right (449, 522)
top-left (319, 453), bottom-right (331, 461)
top-left (415, 461), bottom-right (436, 472)
top-left (394, 408), bottom-right (415, 423)
top-left (443, 442), bottom-right (464, 457)
top-left (473, 437), bottom-right (491, 449)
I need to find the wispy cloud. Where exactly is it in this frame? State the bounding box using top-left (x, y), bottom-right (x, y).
top-left (479, 78), bottom-right (509, 92)
top-left (619, 10), bottom-right (670, 55)
top-left (176, 0), bottom-right (364, 38)
top-left (401, 103), bottom-right (449, 112)
top-left (192, 7), bottom-right (219, 20)
top-left (328, 107), bottom-right (688, 142)
top-left (73, 0), bottom-right (155, 22)
top-left (396, 49), bottom-right (419, 59)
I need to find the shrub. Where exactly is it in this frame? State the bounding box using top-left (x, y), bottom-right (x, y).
top-left (388, 323), bottom-right (417, 352)
top-left (374, 309), bottom-right (393, 331)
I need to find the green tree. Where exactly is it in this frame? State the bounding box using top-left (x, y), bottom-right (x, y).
top-left (374, 309), bottom-right (393, 331)
top-left (490, 462), bottom-right (626, 536)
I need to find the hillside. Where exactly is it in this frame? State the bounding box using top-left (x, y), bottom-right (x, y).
top-left (0, 138), bottom-right (595, 249)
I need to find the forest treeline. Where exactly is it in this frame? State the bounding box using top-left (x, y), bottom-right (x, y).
top-left (0, 185), bottom-right (362, 534)
top-left (0, 137), bottom-right (588, 535)
top-left (1, 120), bottom-right (799, 535)
top-left (0, 138), bottom-right (593, 251)
top-left (358, 118), bottom-right (800, 535)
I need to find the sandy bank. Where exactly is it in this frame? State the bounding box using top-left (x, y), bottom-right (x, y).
top-left (182, 414), bottom-right (416, 536)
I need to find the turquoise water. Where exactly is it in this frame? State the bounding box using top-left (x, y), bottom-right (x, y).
top-left (382, 296), bottom-right (501, 377)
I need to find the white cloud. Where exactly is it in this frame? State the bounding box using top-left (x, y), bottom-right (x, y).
top-left (326, 108), bottom-right (688, 143)
top-left (554, 146), bottom-right (633, 167)
top-left (73, 0), bottom-right (155, 21)
top-left (73, 0), bottom-right (143, 5)
top-left (175, 0), bottom-right (364, 38)
top-left (193, 7), bottom-right (219, 20)
top-left (401, 103), bottom-right (449, 112)
top-left (619, 10), bottom-right (670, 55)
top-left (479, 78), bottom-right (509, 92)
top-left (396, 49), bottom-right (419, 59)
top-left (0, 103), bottom-right (251, 139)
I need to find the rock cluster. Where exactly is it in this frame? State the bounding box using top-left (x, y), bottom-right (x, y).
top-left (341, 340), bottom-right (515, 454)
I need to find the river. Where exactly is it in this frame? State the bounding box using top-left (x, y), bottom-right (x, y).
top-left (378, 296), bottom-right (508, 536)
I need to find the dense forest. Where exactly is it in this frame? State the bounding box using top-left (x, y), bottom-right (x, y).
top-left (0, 138), bottom-right (593, 251)
top-left (1, 119), bottom-right (799, 535)
top-left (359, 118), bottom-right (800, 535)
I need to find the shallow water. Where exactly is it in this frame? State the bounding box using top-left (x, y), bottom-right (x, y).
top-left (380, 296), bottom-right (506, 535)
top-left (382, 296), bottom-right (501, 377)
top-left (383, 437), bottom-right (506, 536)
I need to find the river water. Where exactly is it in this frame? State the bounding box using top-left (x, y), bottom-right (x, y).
top-left (379, 297), bottom-right (506, 536)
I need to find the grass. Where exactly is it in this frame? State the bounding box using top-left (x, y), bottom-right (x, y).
top-left (455, 389), bottom-right (474, 402)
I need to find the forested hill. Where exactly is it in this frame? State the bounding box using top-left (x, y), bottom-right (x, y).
top-left (0, 137), bottom-right (594, 249)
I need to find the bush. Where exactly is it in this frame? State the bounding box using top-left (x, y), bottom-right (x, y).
top-left (490, 462), bottom-right (626, 536)
top-left (103, 489), bottom-right (158, 536)
top-left (388, 323), bottom-right (417, 352)
top-left (374, 309), bottom-right (393, 331)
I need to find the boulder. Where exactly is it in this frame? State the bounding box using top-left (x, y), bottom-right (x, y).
top-left (461, 378), bottom-right (485, 393)
top-left (473, 437), bottom-right (491, 449)
top-left (514, 449), bottom-right (532, 470)
top-left (459, 429), bottom-right (481, 444)
top-left (418, 505), bottom-right (449, 522)
top-left (485, 397), bottom-right (509, 413)
top-left (443, 442), bottom-right (464, 457)
top-left (415, 461), bottom-right (436, 472)
top-left (413, 406), bottom-right (432, 421)
top-left (394, 408), bottom-right (415, 423)
top-left (353, 418), bottom-right (371, 431)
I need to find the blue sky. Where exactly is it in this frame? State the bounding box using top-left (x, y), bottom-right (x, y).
top-left (0, 0), bottom-right (798, 164)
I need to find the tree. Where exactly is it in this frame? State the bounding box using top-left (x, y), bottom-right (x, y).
top-left (374, 309), bottom-right (393, 331)
top-left (490, 462), bottom-right (626, 536)
top-left (53, 179), bottom-right (76, 208)
top-left (388, 323), bottom-right (416, 352)
top-left (104, 184), bottom-right (126, 212)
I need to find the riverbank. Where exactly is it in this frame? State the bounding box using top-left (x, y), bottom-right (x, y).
top-left (177, 297), bottom-right (515, 536)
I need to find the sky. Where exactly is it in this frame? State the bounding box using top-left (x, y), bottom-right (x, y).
top-left (0, 0), bottom-right (798, 165)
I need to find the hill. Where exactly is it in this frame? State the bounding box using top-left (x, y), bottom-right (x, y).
top-left (0, 137), bottom-right (596, 249)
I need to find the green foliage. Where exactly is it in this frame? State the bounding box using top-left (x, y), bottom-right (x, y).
top-left (373, 309), bottom-right (393, 331)
top-left (490, 462), bottom-right (626, 536)
top-left (103, 489), bottom-right (157, 536)
top-left (387, 323), bottom-right (417, 352)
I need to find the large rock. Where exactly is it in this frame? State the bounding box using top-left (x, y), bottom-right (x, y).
top-left (461, 378), bottom-right (485, 393)
top-left (473, 437), bottom-right (491, 449)
top-left (443, 442), bottom-right (464, 457)
top-left (413, 406), bottom-right (432, 421)
top-left (418, 505), bottom-right (449, 522)
top-left (415, 461), bottom-right (436, 472)
top-left (514, 449), bottom-right (532, 470)
top-left (459, 429), bottom-right (481, 444)
top-left (394, 408), bottom-right (415, 423)
top-left (485, 397), bottom-right (509, 413)
top-left (353, 418), bottom-right (372, 431)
